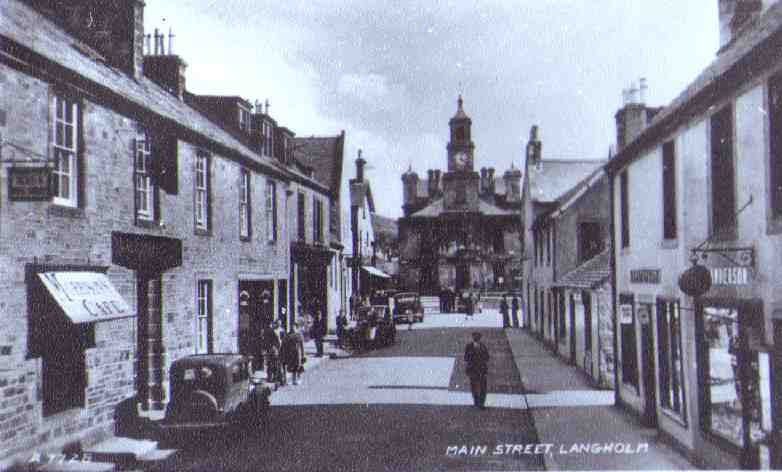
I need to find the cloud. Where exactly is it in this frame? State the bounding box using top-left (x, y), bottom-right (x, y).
top-left (337, 73), bottom-right (391, 104)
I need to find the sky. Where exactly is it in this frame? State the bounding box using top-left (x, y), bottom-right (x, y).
top-left (144, 1), bottom-right (719, 218)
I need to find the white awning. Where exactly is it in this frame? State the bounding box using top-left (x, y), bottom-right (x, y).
top-left (37, 272), bottom-right (133, 323)
top-left (361, 266), bottom-right (391, 279)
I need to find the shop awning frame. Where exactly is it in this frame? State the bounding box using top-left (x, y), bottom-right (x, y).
top-left (37, 271), bottom-right (133, 323)
top-left (362, 265), bottom-right (391, 279)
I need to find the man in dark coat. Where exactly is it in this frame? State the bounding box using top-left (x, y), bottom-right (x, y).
top-left (312, 311), bottom-right (326, 357)
top-left (499, 295), bottom-right (511, 328)
top-left (464, 332), bottom-right (491, 408)
top-left (281, 326), bottom-right (305, 385)
top-left (511, 295), bottom-right (520, 328)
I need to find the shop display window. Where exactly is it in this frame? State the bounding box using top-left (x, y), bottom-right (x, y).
top-left (702, 305), bottom-right (770, 454)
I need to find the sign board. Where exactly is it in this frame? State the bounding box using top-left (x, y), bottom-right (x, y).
top-left (8, 167), bottom-right (52, 201)
top-left (710, 267), bottom-right (750, 286)
top-left (38, 272), bottom-right (132, 323)
top-left (630, 269), bottom-right (661, 284)
top-left (637, 305), bottom-right (650, 324)
top-left (619, 304), bottom-right (633, 324)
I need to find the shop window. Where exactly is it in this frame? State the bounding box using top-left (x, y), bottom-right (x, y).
top-left (657, 299), bottom-right (686, 420)
top-left (52, 93), bottom-right (81, 208)
top-left (701, 305), bottom-right (769, 453)
top-left (27, 270), bottom-right (95, 416)
top-left (619, 294), bottom-right (638, 389)
top-left (710, 106), bottom-right (736, 239)
top-left (620, 171), bottom-right (630, 248)
top-left (662, 141), bottom-right (677, 239)
top-left (196, 280), bottom-right (213, 354)
top-left (239, 169), bottom-right (251, 240)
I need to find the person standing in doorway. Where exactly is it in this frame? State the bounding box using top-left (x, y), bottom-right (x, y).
top-left (511, 295), bottom-right (520, 328)
top-left (464, 332), bottom-right (490, 409)
top-left (500, 295), bottom-right (510, 329)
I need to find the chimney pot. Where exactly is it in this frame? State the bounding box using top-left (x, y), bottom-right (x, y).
top-left (639, 78), bottom-right (648, 104)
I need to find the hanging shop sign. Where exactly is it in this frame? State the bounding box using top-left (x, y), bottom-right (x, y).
top-left (8, 167), bottom-right (52, 201)
top-left (693, 247), bottom-right (754, 287)
top-left (630, 269), bottom-right (661, 284)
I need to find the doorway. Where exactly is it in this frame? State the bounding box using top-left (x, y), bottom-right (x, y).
top-left (238, 280), bottom-right (275, 362)
top-left (639, 303), bottom-right (657, 427)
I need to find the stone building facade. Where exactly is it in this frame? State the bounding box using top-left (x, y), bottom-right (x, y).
top-left (608, 1), bottom-right (782, 468)
top-left (531, 168), bottom-right (614, 388)
top-left (0, 0), bottom-right (334, 465)
top-left (398, 97), bottom-right (522, 294)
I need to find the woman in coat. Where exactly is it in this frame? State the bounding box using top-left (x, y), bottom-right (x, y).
top-left (281, 326), bottom-right (305, 385)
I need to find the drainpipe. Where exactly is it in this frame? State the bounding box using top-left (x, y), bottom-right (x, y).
top-left (608, 168), bottom-right (620, 403)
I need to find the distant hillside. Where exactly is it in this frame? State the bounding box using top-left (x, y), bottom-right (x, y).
top-left (372, 214), bottom-right (398, 238)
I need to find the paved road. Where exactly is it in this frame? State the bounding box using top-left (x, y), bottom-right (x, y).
top-left (161, 315), bottom-right (545, 471)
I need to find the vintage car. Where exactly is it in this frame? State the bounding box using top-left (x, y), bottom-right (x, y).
top-left (160, 354), bottom-right (270, 432)
top-left (344, 305), bottom-right (396, 350)
top-left (392, 292), bottom-right (424, 324)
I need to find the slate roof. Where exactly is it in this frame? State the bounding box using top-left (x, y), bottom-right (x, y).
top-left (294, 133), bottom-right (345, 195)
top-left (409, 198), bottom-right (516, 218)
top-left (532, 165), bottom-right (606, 230)
top-left (1, 1), bottom-right (326, 191)
top-left (528, 159), bottom-right (605, 204)
top-left (608, 1), bottom-right (782, 172)
top-left (553, 250), bottom-right (611, 289)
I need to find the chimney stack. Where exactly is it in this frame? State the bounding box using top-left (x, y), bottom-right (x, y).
top-left (480, 167), bottom-right (488, 193)
top-left (525, 125), bottom-right (542, 166)
top-left (143, 25), bottom-right (187, 100)
top-left (434, 169), bottom-right (442, 195)
top-left (356, 150), bottom-right (366, 183)
top-left (487, 168), bottom-right (496, 195)
top-left (615, 80), bottom-right (658, 150)
top-left (719, 0), bottom-right (764, 51)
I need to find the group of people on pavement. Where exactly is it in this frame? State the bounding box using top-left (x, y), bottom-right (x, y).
top-left (498, 294), bottom-right (521, 329)
top-left (259, 300), bottom-right (329, 388)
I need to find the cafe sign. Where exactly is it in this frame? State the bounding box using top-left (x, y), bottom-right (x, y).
top-left (8, 167), bottom-right (52, 201)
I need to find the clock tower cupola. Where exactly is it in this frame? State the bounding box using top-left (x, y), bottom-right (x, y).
top-left (447, 95), bottom-right (475, 172)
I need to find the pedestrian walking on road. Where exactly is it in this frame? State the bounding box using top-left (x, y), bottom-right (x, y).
top-left (499, 295), bottom-right (510, 328)
top-left (464, 332), bottom-right (490, 408)
top-left (263, 323), bottom-right (282, 386)
top-left (511, 295), bottom-right (520, 328)
top-left (281, 326), bottom-right (306, 385)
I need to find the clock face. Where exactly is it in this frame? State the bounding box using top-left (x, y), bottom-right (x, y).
top-left (453, 151), bottom-right (469, 169)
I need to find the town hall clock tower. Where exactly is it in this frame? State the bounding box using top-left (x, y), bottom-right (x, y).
top-left (443, 96), bottom-right (480, 211)
top-left (447, 95), bottom-right (476, 172)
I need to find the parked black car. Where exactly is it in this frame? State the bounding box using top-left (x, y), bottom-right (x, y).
top-left (392, 292), bottom-right (424, 324)
top-left (160, 354), bottom-right (270, 432)
top-left (344, 305), bottom-right (396, 350)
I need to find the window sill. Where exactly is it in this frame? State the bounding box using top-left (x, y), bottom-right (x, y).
top-left (43, 405), bottom-right (84, 423)
top-left (194, 227), bottom-right (211, 237)
top-left (134, 218), bottom-right (160, 230)
top-left (239, 236), bottom-right (252, 243)
top-left (660, 407), bottom-right (688, 429)
top-left (48, 204), bottom-right (85, 219)
top-left (659, 239), bottom-right (678, 250)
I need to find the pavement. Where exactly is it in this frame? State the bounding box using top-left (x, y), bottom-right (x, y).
top-left (505, 324), bottom-right (697, 471)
